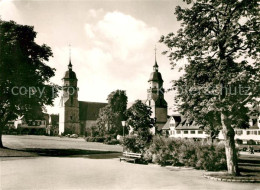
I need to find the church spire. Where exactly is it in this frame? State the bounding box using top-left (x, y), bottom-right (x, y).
top-left (153, 45), bottom-right (158, 72)
top-left (68, 44), bottom-right (72, 70)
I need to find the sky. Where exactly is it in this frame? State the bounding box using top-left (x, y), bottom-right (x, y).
top-left (0, 0), bottom-right (187, 114)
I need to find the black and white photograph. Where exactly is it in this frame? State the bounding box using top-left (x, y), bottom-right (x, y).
top-left (0, 0), bottom-right (260, 189)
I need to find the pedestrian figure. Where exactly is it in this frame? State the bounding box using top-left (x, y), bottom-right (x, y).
top-left (249, 146), bottom-right (254, 154)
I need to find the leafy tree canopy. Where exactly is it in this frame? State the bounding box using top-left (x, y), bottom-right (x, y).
top-left (126, 100), bottom-right (155, 141)
top-left (0, 20), bottom-right (59, 147)
top-left (160, 0), bottom-right (259, 175)
top-left (96, 90), bottom-right (128, 136)
top-left (160, 0), bottom-right (259, 127)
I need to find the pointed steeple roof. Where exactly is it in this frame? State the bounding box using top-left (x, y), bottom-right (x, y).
top-left (63, 45), bottom-right (77, 80)
top-left (148, 46), bottom-right (163, 82)
top-left (153, 45), bottom-right (158, 72)
top-left (68, 44), bottom-right (72, 70)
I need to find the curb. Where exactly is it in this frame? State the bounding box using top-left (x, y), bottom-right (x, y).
top-left (203, 174), bottom-right (260, 183)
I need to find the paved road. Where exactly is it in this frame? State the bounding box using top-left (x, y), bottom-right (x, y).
top-left (1, 156), bottom-right (260, 190)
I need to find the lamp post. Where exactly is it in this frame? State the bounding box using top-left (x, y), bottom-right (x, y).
top-left (121, 121), bottom-right (126, 137)
top-left (121, 121), bottom-right (126, 152)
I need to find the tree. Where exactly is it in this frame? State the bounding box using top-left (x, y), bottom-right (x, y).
top-left (126, 100), bottom-right (155, 143)
top-left (160, 0), bottom-right (259, 175)
top-left (96, 90), bottom-right (128, 136)
top-left (0, 20), bottom-right (59, 148)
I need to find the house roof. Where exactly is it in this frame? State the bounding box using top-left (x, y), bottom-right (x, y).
top-left (162, 115), bottom-right (182, 130)
top-left (248, 123), bottom-right (259, 129)
top-left (175, 120), bottom-right (202, 130)
top-left (79, 101), bottom-right (107, 121)
top-left (162, 118), bottom-right (171, 130)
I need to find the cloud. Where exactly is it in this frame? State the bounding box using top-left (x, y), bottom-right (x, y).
top-left (88, 8), bottom-right (104, 18)
top-left (84, 11), bottom-right (160, 80)
top-left (85, 11), bottom-right (159, 58)
top-left (0, 0), bottom-right (21, 22)
top-left (46, 11), bottom-right (177, 114)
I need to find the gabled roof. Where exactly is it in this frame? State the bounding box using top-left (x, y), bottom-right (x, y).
top-left (162, 118), bottom-right (171, 130)
top-left (175, 120), bottom-right (202, 130)
top-left (162, 115), bottom-right (182, 130)
top-left (249, 123), bottom-right (260, 129)
top-left (79, 101), bottom-right (107, 121)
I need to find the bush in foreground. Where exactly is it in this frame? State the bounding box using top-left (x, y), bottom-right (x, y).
top-left (85, 136), bottom-right (105, 143)
top-left (144, 136), bottom-right (227, 171)
top-left (122, 135), bottom-right (151, 153)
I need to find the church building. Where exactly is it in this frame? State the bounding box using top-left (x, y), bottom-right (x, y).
top-left (145, 56), bottom-right (168, 134)
top-left (59, 57), bottom-right (107, 135)
top-left (59, 51), bottom-right (168, 136)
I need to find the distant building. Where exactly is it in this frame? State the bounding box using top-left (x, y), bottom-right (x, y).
top-left (5, 114), bottom-right (60, 135)
top-left (46, 114), bottom-right (59, 136)
top-left (162, 114), bottom-right (260, 144)
top-left (15, 115), bottom-right (48, 135)
top-left (59, 57), bottom-right (107, 135)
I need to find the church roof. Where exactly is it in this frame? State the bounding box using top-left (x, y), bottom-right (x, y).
top-left (79, 101), bottom-right (107, 121)
top-left (63, 52), bottom-right (77, 79)
top-left (148, 71), bottom-right (163, 82)
top-left (63, 69), bottom-right (77, 79)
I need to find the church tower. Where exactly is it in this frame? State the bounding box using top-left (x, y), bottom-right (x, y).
top-left (146, 49), bottom-right (168, 134)
top-left (59, 48), bottom-right (80, 135)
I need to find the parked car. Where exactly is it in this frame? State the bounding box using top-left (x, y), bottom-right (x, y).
top-left (70, 134), bottom-right (78, 138)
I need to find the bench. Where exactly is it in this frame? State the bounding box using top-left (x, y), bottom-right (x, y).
top-left (120, 152), bottom-right (142, 163)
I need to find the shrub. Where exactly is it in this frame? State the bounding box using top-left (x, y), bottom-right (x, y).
top-left (247, 139), bottom-right (256, 145)
top-left (85, 136), bottom-right (105, 142)
top-left (105, 139), bottom-right (120, 145)
top-left (144, 136), bottom-right (183, 166)
top-left (123, 135), bottom-right (150, 153)
top-left (144, 136), bottom-right (227, 171)
top-left (235, 139), bottom-right (242, 145)
top-left (178, 140), bottom-right (197, 167)
top-left (195, 142), bottom-right (227, 171)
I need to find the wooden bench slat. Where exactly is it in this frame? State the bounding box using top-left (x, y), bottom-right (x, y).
top-left (120, 152), bottom-right (142, 163)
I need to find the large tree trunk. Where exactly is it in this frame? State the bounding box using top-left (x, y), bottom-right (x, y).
top-left (221, 112), bottom-right (239, 176)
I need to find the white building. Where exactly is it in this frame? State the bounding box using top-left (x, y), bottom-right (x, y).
top-left (162, 114), bottom-right (260, 144)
